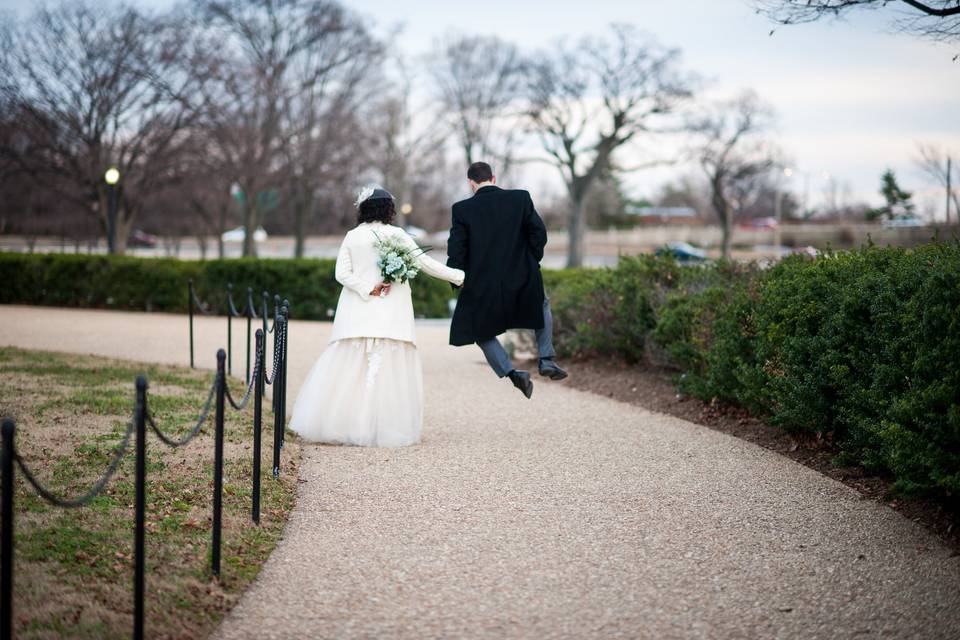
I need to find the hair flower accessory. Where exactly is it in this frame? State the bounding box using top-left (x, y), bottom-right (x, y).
top-left (354, 184), bottom-right (378, 208)
top-left (354, 184), bottom-right (396, 208)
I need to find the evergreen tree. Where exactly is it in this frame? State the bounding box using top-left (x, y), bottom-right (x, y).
top-left (867, 169), bottom-right (915, 220)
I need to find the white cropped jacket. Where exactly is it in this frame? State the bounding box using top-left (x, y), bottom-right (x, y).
top-left (329, 222), bottom-right (464, 344)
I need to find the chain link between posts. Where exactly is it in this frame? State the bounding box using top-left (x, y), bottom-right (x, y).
top-left (13, 418), bottom-right (136, 508)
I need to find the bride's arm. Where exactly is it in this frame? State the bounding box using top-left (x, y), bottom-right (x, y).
top-left (335, 241), bottom-right (377, 300)
top-left (400, 233), bottom-right (464, 286)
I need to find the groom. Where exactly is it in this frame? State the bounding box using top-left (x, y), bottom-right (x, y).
top-left (446, 161), bottom-right (567, 399)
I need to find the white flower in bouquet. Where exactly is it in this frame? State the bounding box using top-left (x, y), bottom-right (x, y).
top-left (373, 232), bottom-right (431, 285)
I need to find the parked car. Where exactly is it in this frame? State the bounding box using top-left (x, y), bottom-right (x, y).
top-left (221, 226), bottom-right (268, 242)
top-left (744, 216), bottom-right (778, 230)
top-left (127, 229), bottom-right (158, 248)
top-left (655, 241), bottom-right (708, 263)
top-left (881, 217), bottom-right (926, 228)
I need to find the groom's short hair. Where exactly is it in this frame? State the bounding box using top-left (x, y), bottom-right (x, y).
top-left (467, 162), bottom-right (494, 183)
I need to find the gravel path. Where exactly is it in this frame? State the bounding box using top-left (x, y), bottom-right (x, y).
top-left (3, 304), bottom-right (959, 639)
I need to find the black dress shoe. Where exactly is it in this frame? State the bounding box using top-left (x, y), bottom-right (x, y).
top-left (538, 359), bottom-right (568, 381)
top-left (508, 370), bottom-right (533, 399)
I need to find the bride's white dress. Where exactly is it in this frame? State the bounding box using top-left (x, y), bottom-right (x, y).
top-left (288, 221), bottom-right (464, 447)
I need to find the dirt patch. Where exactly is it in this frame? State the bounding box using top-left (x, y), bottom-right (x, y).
top-left (146, 382), bottom-right (191, 397)
top-left (543, 356), bottom-right (960, 554)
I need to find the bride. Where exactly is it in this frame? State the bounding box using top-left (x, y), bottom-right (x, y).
top-left (288, 186), bottom-right (465, 447)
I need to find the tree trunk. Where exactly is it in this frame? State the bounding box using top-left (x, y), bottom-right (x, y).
top-left (114, 211), bottom-right (134, 255)
top-left (710, 175), bottom-right (733, 260)
top-left (217, 203), bottom-right (227, 259)
top-left (566, 195), bottom-right (586, 268)
top-left (713, 195), bottom-right (733, 260)
top-left (242, 203), bottom-right (255, 257)
top-left (720, 211), bottom-right (732, 260)
top-left (294, 201), bottom-right (305, 259)
top-left (241, 195), bottom-right (258, 257)
top-left (197, 234), bottom-right (208, 261)
top-left (293, 190), bottom-right (314, 259)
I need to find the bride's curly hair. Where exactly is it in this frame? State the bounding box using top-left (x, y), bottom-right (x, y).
top-left (358, 198), bottom-right (396, 225)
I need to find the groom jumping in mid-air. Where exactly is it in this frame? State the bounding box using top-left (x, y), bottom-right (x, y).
top-left (446, 161), bottom-right (567, 399)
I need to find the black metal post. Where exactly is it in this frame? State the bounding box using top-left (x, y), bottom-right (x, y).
top-left (261, 291), bottom-right (269, 340)
top-left (271, 297), bottom-right (280, 415)
top-left (272, 317), bottom-right (284, 479)
top-left (245, 287), bottom-right (253, 385)
top-left (227, 284), bottom-right (233, 377)
top-left (188, 279), bottom-right (195, 369)
top-left (107, 182), bottom-right (117, 254)
top-left (252, 330), bottom-right (263, 524)
top-left (2, 418), bottom-right (15, 640)
top-left (280, 301), bottom-right (289, 450)
top-left (261, 292), bottom-right (270, 415)
top-left (212, 349), bottom-right (226, 578)
top-left (133, 376), bottom-right (147, 640)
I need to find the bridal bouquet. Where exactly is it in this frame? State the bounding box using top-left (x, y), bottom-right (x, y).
top-left (373, 232), bottom-right (431, 285)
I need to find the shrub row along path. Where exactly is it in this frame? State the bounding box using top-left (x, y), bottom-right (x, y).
top-left (3, 304), bottom-right (960, 639)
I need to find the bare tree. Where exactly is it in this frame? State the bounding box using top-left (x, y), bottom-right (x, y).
top-left (279, 14), bottom-right (383, 256)
top-left (525, 24), bottom-right (694, 267)
top-left (195, 0), bottom-right (377, 257)
top-left (179, 152), bottom-right (239, 259)
top-left (915, 142), bottom-right (959, 222)
top-left (756, 1), bottom-right (960, 46)
top-left (696, 91), bottom-right (780, 259)
top-left (363, 55), bottom-right (459, 232)
top-left (0, 2), bottom-right (206, 254)
top-left (428, 34), bottom-right (526, 176)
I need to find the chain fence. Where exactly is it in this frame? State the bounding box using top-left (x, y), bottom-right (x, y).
top-left (2, 310), bottom-right (289, 640)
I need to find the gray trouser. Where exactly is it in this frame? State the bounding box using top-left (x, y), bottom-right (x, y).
top-left (477, 296), bottom-right (557, 378)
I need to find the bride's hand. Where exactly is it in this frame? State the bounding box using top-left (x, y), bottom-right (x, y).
top-left (370, 282), bottom-right (391, 297)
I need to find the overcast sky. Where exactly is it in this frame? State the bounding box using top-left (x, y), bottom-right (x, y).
top-left (3, 0), bottom-right (959, 215)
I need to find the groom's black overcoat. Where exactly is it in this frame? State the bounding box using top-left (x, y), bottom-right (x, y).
top-left (446, 185), bottom-right (548, 346)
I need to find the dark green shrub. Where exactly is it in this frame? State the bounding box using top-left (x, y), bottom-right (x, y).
top-left (545, 242), bottom-right (960, 498)
top-left (878, 242), bottom-right (960, 495)
top-left (544, 267), bottom-right (617, 358)
top-left (651, 260), bottom-right (751, 372)
top-left (688, 243), bottom-right (960, 497)
top-left (545, 254), bottom-right (682, 362)
top-left (654, 286), bottom-right (733, 374)
top-left (1, 252), bottom-right (454, 319)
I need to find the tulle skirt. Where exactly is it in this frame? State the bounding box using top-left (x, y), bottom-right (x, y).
top-left (288, 337), bottom-right (423, 447)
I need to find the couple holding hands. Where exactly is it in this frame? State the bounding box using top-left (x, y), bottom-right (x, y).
top-left (289, 161), bottom-right (567, 447)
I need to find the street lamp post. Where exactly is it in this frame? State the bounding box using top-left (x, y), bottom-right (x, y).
top-left (104, 167), bottom-right (121, 254)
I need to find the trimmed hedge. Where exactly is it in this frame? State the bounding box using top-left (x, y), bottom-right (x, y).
top-left (6, 245), bottom-right (959, 497)
top-left (0, 252), bottom-right (454, 319)
top-left (545, 243), bottom-right (960, 498)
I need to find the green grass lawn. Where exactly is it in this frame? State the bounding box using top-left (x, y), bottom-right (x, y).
top-left (0, 346), bottom-right (301, 639)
